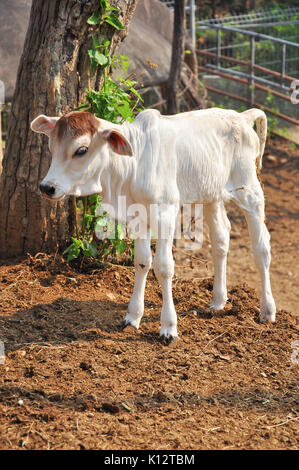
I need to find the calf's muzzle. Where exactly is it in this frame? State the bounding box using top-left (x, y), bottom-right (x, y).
top-left (39, 183), bottom-right (56, 198)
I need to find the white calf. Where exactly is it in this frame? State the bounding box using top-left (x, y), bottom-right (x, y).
top-left (31, 107), bottom-right (276, 341)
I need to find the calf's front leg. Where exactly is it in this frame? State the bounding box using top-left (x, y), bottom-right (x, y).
top-left (123, 235), bottom-right (152, 329)
top-left (153, 231), bottom-right (178, 342)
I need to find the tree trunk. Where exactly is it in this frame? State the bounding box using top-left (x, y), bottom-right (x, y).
top-left (211, 0), bottom-right (216, 19)
top-left (0, 0), bottom-right (138, 258)
top-left (0, 105), bottom-right (2, 172)
top-left (166, 0), bottom-right (186, 115)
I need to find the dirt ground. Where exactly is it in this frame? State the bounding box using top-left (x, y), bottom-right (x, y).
top-left (0, 135), bottom-right (298, 450)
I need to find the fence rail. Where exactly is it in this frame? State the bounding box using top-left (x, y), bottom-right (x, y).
top-left (196, 7), bottom-right (299, 28)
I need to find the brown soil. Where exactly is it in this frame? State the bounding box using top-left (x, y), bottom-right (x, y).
top-left (0, 135), bottom-right (298, 450)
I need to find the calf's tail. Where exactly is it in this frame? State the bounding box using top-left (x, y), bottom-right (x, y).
top-left (241, 108), bottom-right (267, 172)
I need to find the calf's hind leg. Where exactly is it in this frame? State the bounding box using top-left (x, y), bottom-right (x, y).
top-left (204, 201), bottom-right (231, 310)
top-left (230, 181), bottom-right (276, 323)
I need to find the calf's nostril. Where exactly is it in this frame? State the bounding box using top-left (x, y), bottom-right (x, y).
top-left (40, 183), bottom-right (56, 196)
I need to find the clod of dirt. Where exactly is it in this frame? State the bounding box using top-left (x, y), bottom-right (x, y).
top-left (79, 362), bottom-right (92, 371)
top-left (102, 403), bottom-right (120, 414)
top-left (24, 366), bottom-right (34, 378)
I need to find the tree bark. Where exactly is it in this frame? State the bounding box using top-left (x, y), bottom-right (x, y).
top-left (166, 0), bottom-right (186, 115)
top-left (0, 0), bottom-right (138, 258)
top-left (0, 105), bottom-right (2, 172)
top-left (211, 0), bottom-right (216, 19)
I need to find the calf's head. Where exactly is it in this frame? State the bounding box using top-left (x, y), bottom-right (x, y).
top-left (31, 111), bottom-right (133, 200)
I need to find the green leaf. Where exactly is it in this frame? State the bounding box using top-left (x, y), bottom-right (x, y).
top-left (115, 223), bottom-right (126, 239)
top-left (106, 3), bottom-right (119, 12)
top-left (88, 49), bottom-right (109, 66)
top-left (63, 238), bottom-right (84, 261)
top-left (82, 241), bottom-right (98, 258)
top-left (102, 37), bottom-right (111, 47)
top-left (87, 11), bottom-right (101, 25)
top-left (75, 102), bottom-right (90, 112)
top-left (116, 101), bottom-right (131, 120)
top-left (100, 0), bottom-right (119, 13)
top-left (118, 55), bottom-right (130, 73)
top-left (113, 239), bottom-right (127, 255)
top-left (66, 249), bottom-right (80, 261)
top-left (100, 247), bottom-right (112, 259)
top-left (71, 237), bottom-right (84, 249)
top-left (95, 215), bottom-right (109, 228)
top-left (89, 194), bottom-right (102, 207)
top-left (100, 0), bottom-right (109, 14)
top-left (83, 213), bottom-right (94, 230)
top-left (92, 34), bottom-right (101, 49)
top-left (129, 87), bottom-right (143, 101)
top-left (104, 12), bottom-right (124, 30)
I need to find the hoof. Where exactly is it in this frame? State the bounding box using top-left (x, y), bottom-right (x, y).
top-left (160, 334), bottom-right (178, 346)
top-left (209, 298), bottom-right (227, 311)
top-left (122, 313), bottom-right (141, 331)
top-left (121, 320), bottom-right (138, 331)
top-left (260, 298), bottom-right (276, 323)
top-left (259, 312), bottom-right (276, 324)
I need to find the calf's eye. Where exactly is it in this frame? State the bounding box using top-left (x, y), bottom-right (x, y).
top-left (74, 146), bottom-right (88, 157)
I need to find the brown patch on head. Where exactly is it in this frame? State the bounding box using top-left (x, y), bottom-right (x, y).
top-left (54, 111), bottom-right (99, 141)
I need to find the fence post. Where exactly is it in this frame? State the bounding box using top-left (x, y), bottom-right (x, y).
top-left (281, 43), bottom-right (286, 86)
top-left (216, 28), bottom-right (221, 68)
top-left (189, 0), bottom-right (196, 48)
top-left (248, 36), bottom-right (255, 107)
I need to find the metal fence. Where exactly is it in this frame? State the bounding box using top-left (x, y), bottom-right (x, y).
top-left (198, 24), bottom-right (299, 89)
top-left (159, 2), bottom-right (299, 125)
top-left (161, 3), bottom-right (299, 42)
top-left (198, 24), bottom-right (299, 125)
top-left (196, 7), bottom-right (299, 78)
top-left (196, 6), bottom-right (299, 30)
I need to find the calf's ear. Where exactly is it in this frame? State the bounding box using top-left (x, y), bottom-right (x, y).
top-left (102, 129), bottom-right (133, 156)
top-left (31, 115), bottom-right (59, 137)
